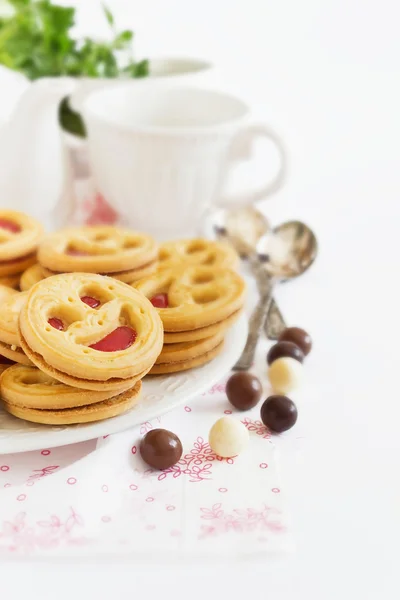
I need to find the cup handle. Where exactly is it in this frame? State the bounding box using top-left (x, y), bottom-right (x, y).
top-left (217, 124), bottom-right (287, 207)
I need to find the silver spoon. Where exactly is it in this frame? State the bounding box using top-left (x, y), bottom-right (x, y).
top-left (216, 211), bottom-right (317, 371)
top-left (212, 207), bottom-right (283, 371)
top-left (213, 207), bottom-right (286, 338)
top-left (233, 219), bottom-right (317, 371)
top-left (258, 220), bottom-right (318, 337)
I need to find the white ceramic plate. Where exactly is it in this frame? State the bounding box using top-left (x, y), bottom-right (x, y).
top-left (0, 316), bottom-right (247, 454)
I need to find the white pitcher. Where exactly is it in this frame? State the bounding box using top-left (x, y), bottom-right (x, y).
top-left (0, 69), bottom-right (77, 229)
top-left (0, 59), bottom-right (216, 230)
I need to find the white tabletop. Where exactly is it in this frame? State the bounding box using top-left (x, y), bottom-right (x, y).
top-left (1, 0), bottom-right (400, 598)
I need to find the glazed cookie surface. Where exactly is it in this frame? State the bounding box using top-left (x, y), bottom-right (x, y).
top-left (19, 273), bottom-right (163, 384)
top-left (38, 226), bottom-right (158, 274)
top-left (135, 266), bottom-right (245, 332)
top-left (158, 238), bottom-right (238, 270)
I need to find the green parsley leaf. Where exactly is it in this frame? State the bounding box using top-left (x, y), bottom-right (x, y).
top-left (0, 0), bottom-right (148, 81)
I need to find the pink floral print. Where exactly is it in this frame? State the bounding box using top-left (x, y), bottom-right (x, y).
top-left (0, 508), bottom-right (86, 554)
top-left (241, 418), bottom-right (271, 439)
top-left (199, 503), bottom-right (285, 539)
top-left (151, 437), bottom-right (235, 483)
top-left (202, 382), bottom-right (227, 396)
top-left (27, 465), bottom-right (59, 484)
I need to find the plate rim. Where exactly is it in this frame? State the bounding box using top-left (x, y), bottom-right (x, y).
top-left (0, 316), bottom-right (248, 454)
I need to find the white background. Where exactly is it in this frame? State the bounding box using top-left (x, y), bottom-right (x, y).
top-left (1, 0), bottom-right (400, 598)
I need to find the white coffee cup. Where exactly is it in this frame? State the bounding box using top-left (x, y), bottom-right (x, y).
top-left (69, 57), bottom-right (215, 114)
top-left (83, 85), bottom-right (286, 238)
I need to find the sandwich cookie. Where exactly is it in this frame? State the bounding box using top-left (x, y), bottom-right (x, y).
top-left (149, 341), bottom-right (224, 375)
top-left (3, 380), bottom-right (142, 425)
top-left (38, 225), bottom-right (158, 283)
top-left (135, 265), bottom-right (245, 333)
top-left (19, 273), bottom-right (163, 391)
top-left (0, 364), bottom-right (134, 409)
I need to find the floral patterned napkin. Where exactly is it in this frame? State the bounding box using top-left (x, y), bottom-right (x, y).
top-left (0, 339), bottom-right (292, 559)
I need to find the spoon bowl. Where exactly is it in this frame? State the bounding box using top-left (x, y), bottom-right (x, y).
top-left (212, 206), bottom-right (270, 258)
top-left (212, 206), bottom-right (286, 344)
top-left (257, 220), bottom-right (318, 280)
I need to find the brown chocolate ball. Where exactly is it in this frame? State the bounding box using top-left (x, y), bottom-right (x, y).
top-left (267, 341), bottom-right (304, 365)
top-left (226, 372), bottom-right (262, 411)
top-left (278, 327), bottom-right (312, 356)
top-left (140, 429), bottom-right (183, 470)
top-left (260, 395), bottom-right (298, 433)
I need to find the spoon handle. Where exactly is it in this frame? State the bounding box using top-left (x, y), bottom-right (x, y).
top-left (233, 264), bottom-right (274, 371)
top-left (264, 298), bottom-right (286, 340)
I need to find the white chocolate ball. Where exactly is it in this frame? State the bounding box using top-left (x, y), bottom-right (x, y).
top-left (208, 416), bottom-right (249, 458)
top-left (268, 356), bottom-right (303, 394)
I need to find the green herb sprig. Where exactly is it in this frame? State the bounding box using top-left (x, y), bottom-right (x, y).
top-left (0, 0), bottom-right (149, 80)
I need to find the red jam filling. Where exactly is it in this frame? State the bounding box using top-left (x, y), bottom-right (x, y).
top-left (80, 296), bottom-right (100, 308)
top-left (66, 248), bottom-right (89, 256)
top-left (89, 326), bottom-right (136, 352)
top-left (150, 293), bottom-right (169, 308)
top-left (48, 317), bottom-right (65, 331)
top-left (0, 218), bottom-right (21, 233)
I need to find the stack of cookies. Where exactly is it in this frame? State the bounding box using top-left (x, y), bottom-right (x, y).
top-left (135, 263), bottom-right (245, 374)
top-left (0, 273), bottom-right (163, 425)
top-left (0, 210), bottom-right (43, 289)
top-left (37, 225), bottom-right (158, 284)
top-left (0, 216), bottom-right (247, 425)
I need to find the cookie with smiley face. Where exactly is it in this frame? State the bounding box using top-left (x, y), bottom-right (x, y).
top-left (0, 210), bottom-right (43, 278)
top-left (19, 273), bottom-right (163, 391)
top-left (135, 265), bottom-right (245, 337)
top-left (38, 225), bottom-right (158, 283)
